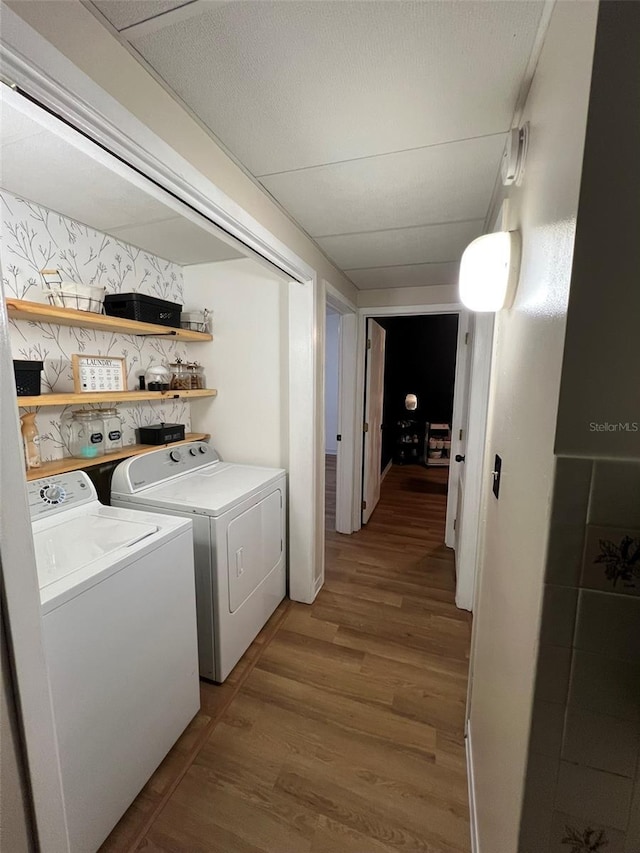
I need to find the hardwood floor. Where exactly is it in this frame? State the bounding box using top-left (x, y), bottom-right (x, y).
top-left (102, 462), bottom-right (471, 853)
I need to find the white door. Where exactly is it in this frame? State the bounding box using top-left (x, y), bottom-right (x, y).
top-left (362, 319), bottom-right (386, 524)
top-left (446, 312), bottom-right (472, 553)
top-left (453, 313), bottom-right (495, 610)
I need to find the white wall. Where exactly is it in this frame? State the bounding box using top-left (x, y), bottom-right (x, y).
top-left (324, 311), bottom-right (340, 455)
top-left (357, 284), bottom-right (459, 309)
top-left (184, 258), bottom-right (288, 469)
top-left (468, 3), bottom-right (598, 850)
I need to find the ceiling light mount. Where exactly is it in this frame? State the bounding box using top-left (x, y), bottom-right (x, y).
top-left (501, 123), bottom-right (529, 187)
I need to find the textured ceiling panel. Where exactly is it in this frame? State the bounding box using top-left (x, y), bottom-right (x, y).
top-left (260, 134), bottom-right (504, 237)
top-left (316, 219), bottom-right (483, 270)
top-left (110, 217), bottom-right (243, 264)
top-left (93, 0), bottom-right (194, 31)
top-left (130, 0), bottom-right (543, 174)
top-left (348, 262), bottom-right (459, 291)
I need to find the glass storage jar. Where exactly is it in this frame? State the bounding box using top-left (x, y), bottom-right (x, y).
top-left (96, 407), bottom-right (123, 453)
top-left (70, 410), bottom-right (105, 459)
top-left (169, 359), bottom-right (191, 391)
top-left (186, 362), bottom-right (206, 390)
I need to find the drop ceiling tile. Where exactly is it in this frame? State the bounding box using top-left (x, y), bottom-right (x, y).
top-left (348, 263), bottom-right (459, 290)
top-left (129, 0), bottom-right (544, 174)
top-left (261, 134), bottom-right (504, 236)
top-left (110, 217), bottom-right (244, 265)
top-left (93, 0), bottom-right (193, 31)
top-left (317, 219), bottom-right (483, 270)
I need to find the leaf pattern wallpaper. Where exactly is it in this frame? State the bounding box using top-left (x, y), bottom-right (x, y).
top-left (1, 190), bottom-right (193, 462)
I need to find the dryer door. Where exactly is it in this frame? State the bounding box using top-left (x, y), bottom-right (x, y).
top-left (227, 488), bottom-right (283, 613)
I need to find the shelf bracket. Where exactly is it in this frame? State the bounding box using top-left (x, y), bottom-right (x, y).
top-left (134, 330), bottom-right (178, 338)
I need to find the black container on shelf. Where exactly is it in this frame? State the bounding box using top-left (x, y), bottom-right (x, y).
top-left (104, 293), bottom-right (182, 328)
top-left (137, 423), bottom-right (186, 445)
top-left (13, 360), bottom-right (43, 396)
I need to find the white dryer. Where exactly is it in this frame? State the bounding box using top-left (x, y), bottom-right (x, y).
top-left (29, 471), bottom-right (199, 853)
top-left (111, 441), bottom-right (286, 682)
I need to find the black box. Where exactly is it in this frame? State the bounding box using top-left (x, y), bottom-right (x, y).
top-left (137, 423), bottom-right (186, 445)
top-left (104, 293), bottom-right (182, 328)
top-left (13, 360), bottom-right (43, 396)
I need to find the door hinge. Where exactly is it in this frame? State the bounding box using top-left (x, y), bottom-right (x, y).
top-left (362, 500), bottom-right (367, 510)
top-left (453, 518), bottom-right (457, 531)
top-left (366, 338), bottom-right (372, 349)
top-left (459, 428), bottom-right (463, 441)
top-left (336, 434), bottom-right (342, 441)
top-left (363, 422), bottom-right (369, 433)
top-left (465, 332), bottom-right (470, 344)
top-left (280, 494), bottom-right (283, 508)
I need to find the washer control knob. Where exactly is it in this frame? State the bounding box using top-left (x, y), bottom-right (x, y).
top-left (41, 484), bottom-right (65, 504)
top-left (169, 449), bottom-right (182, 463)
top-left (189, 447), bottom-right (198, 457)
top-left (198, 446), bottom-right (207, 454)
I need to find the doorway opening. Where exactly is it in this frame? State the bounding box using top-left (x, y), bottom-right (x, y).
top-left (362, 314), bottom-right (460, 536)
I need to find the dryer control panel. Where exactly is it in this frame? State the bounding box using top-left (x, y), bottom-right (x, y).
top-left (28, 471), bottom-right (97, 519)
top-left (111, 441), bottom-right (221, 493)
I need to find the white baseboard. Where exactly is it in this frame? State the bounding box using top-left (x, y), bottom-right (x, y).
top-left (381, 460), bottom-right (393, 481)
top-left (466, 724), bottom-right (480, 853)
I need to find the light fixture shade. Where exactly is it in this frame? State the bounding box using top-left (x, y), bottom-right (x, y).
top-left (459, 230), bottom-right (521, 312)
top-left (405, 394), bottom-right (418, 410)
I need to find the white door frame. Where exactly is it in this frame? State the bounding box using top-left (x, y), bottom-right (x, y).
top-left (0, 282), bottom-right (69, 849)
top-left (323, 282), bottom-right (358, 535)
top-left (353, 302), bottom-right (463, 534)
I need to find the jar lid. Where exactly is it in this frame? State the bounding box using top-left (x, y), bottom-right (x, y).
top-left (94, 407), bottom-right (120, 415)
top-left (71, 409), bottom-right (103, 419)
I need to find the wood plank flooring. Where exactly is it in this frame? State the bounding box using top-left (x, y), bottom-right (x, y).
top-left (102, 461), bottom-right (471, 853)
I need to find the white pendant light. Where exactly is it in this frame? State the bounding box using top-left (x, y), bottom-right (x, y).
top-left (458, 230), bottom-right (521, 312)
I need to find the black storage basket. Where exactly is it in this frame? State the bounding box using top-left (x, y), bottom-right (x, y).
top-left (13, 360), bottom-right (43, 396)
top-left (104, 293), bottom-right (182, 328)
top-left (137, 423), bottom-right (186, 445)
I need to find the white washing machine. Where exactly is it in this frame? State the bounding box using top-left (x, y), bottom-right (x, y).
top-left (111, 441), bottom-right (287, 683)
top-left (29, 471), bottom-right (200, 853)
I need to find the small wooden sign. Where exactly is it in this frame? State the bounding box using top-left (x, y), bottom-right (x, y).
top-left (72, 355), bottom-right (127, 393)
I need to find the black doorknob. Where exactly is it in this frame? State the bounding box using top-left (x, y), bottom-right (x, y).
top-left (455, 454), bottom-right (466, 462)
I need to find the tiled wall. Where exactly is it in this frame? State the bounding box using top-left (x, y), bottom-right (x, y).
top-left (520, 458), bottom-right (640, 852)
top-left (1, 190), bottom-right (193, 461)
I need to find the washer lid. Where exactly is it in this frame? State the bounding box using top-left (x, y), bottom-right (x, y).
top-left (124, 463), bottom-right (285, 516)
top-left (34, 513), bottom-right (158, 590)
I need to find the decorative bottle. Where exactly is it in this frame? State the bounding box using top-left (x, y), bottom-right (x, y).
top-left (20, 412), bottom-right (41, 470)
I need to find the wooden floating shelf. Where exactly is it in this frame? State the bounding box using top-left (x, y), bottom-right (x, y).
top-left (25, 433), bottom-right (211, 481)
top-left (17, 389), bottom-right (217, 408)
top-left (6, 299), bottom-right (213, 342)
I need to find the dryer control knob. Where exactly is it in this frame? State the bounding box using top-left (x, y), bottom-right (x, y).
top-left (169, 449), bottom-right (182, 463)
top-left (189, 447), bottom-right (198, 456)
top-left (198, 446), bottom-right (207, 454)
top-left (42, 484), bottom-right (65, 503)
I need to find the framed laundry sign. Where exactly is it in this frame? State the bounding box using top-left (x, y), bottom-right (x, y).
top-left (72, 354), bottom-right (127, 393)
